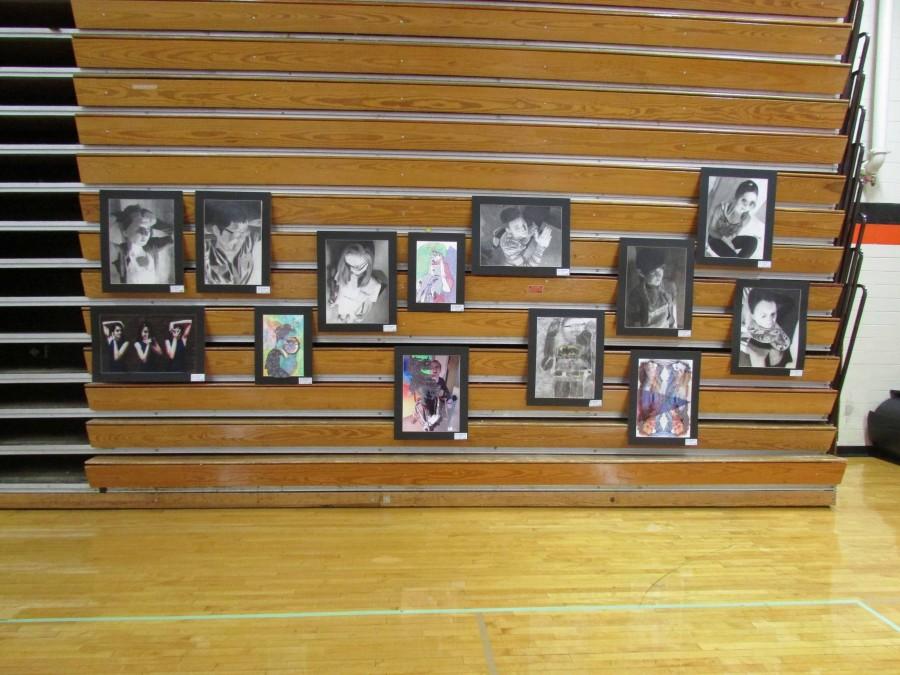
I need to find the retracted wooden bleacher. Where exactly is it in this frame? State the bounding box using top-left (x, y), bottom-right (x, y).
top-left (70, 0), bottom-right (856, 506)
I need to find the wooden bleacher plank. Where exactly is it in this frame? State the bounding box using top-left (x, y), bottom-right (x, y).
top-left (71, 38), bottom-right (850, 95)
top-left (74, 116), bottom-right (848, 166)
top-left (85, 418), bottom-right (837, 452)
top-left (81, 307), bottom-right (839, 346)
top-left (0, 489), bottom-right (841, 508)
top-left (76, 156), bottom-right (847, 205)
top-left (83, 382), bottom-right (837, 418)
top-left (72, 78), bottom-right (849, 131)
top-left (78, 194), bottom-right (845, 242)
top-left (83, 454), bottom-right (848, 489)
top-left (82, 347), bottom-right (839, 386)
top-left (79, 232), bottom-right (845, 279)
top-left (70, 1), bottom-right (851, 56)
top-left (438, 0), bottom-right (853, 20)
top-left (79, 270), bottom-right (843, 313)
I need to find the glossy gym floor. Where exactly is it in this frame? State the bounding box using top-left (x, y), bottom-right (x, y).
top-left (2, 457), bottom-right (899, 673)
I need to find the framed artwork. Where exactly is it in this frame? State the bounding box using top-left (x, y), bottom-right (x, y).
top-left (394, 346), bottom-right (469, 440)
top-left (628, 350), bottom-right (701, 445)
top-left (617, 238), bottom-right (694, 336)
top-left (731, 279), bottom-right (808, 375)
top-left (471, 196), bottom-right (570, 276)
top-left (195, 191), bottom-right (271, 293)
top-left (407, 233), bottom-right (465, 312)
top-left (697, 168), bottom-right (777, 267)
top-left (527, 309), bottom-right (604, 406)
top-left (99, 189), bottom-right (184, 292)
top-left (317, 231), bottom-right (397, 331)
top-left (91, 306), bottom-right (205, 383)
top-left (254, 307), bottom-right (313, 384)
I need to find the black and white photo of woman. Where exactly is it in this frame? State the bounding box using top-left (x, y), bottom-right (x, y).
top-left (705, 176), bottom-right (769, 261)
top-left (107, 200), bottom-right (176, 285)
top-left (325, 240), bottom-right (389, 325)
top-left (739, 287), bottom-right (800, 369)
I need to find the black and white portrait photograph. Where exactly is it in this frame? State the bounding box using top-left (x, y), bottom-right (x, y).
top-left (628, 350), bottom-right (701, 446)
top-left (254, 307), bottom-right (313, 385)
top-left (395, 346), bottom-right (469, 440)
top-left (317, 231), bottom-right (397, 331)
top-left (91, 306), bottom-right (205, 383)
top-left (528, 309), bottom-right (604, 406)
top-left (196, 191), bottom-right (271, 292)
top-left (697, 168), bottom-right (777, 266)
top-left (471, 196), bottom-right (570, 276)
top-left (100, 190), bottom-right (184, 292)
top-left (407, 233), bottom-right (465, 312)
top-left (731, 279), bottom-right (808, 375)
top-left (617, 238), bottom-right (694, 337)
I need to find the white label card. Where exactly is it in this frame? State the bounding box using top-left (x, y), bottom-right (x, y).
top-left (588, 399), bottom-right (602, 407)
top-left (383, 324), bottom-right (397, 333)
top-left (169, 285), bottom-right (185, 293)
top-left (556, 268), bottom-right (571, 277)
top-left (298, 377), bottom-right (313, 385)
top-left (256, 286), bottom-right (271, 294)
top-left (678, 330), bottom-right (692, 337)
top-left (757, 261), bottom-right (772, 269)
top-left (790, 370), bottom-right (804, 377)
top-left (454, 432), bottom-right (468, 440)
top-left (450, 304), bottom-right (464, 312)
top-left (684, 438), bottom-right (698, 446)
top-left (190, 373), bottom-right (206, 382)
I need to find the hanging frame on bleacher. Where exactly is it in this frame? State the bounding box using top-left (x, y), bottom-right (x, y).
top-left (527, 308), bottom-right (605, 406)
top-left (91, 306), bottom-right (205, 383)
top-left (99, 189), bottom-right (184, 293)
top-left (471, 196), bottom-right (570, 277)
top-left (407, 232), bottom-right (466, 312)
top-left (617, 238), bottom-right (695, 337)
top-left (195, 191), bottom-right (271, 293)
top-left (317, 231), bottom-right (397, 332)
top-left (394, 346), bottom-right (469, 440)
top-left (731, 279), bottom-right (808, 375)
top-left (697, 168), bottom-right (777, 268)
top-left (628, 350), bottom-right (701, 446)
top-left (254, 307), bottom-right (313, 385)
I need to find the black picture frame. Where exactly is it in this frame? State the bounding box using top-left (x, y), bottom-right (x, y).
top-left (527, 308), bottom-right (605, 406)
top-left (195, 191), bottom-right (271, 293)
top-left (394, 346), bottom-right (469, 440)
top-left (731, 279), bottom-right (808, 375)
top-left (617, 238), bottom-right (695, 337)
top-left (317, 231), bottom-right (397, 332)
top-left (471, 196), bottom-right (570, 276)
top-left (254, 307), bottom-right (313, 385)
top-left (697, 168), bottom-right (777, 267)
top-left (628, 349), bottom-right (701, 446)
top-left (407, 233), bottom-right (466, 312)
top-left (91, 306), bottom-right (205, 383)
top-left (99, 189), bottom-right (184, 293)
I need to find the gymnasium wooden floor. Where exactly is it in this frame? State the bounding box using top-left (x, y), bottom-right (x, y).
top-left (2, 457), bottom-right (899, 674)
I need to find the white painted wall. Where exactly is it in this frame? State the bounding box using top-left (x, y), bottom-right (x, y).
top-left (839, 245), bottom-right (900, 445)
top-left (838, 0), bottom-right (900, 446)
